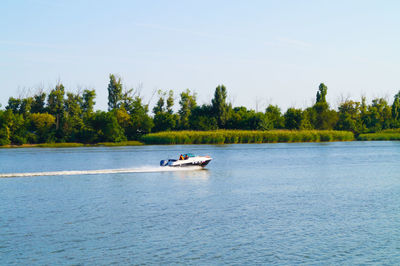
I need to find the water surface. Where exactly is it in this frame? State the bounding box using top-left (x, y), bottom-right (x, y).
top-left (1, 142), bottom-right (400, 264)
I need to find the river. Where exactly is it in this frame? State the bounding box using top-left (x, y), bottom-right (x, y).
top-left (1, 141), bottom-right (400, 264)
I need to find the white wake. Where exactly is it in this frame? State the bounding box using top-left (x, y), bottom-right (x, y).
top-left (0, 166), bottom-right (203, 178)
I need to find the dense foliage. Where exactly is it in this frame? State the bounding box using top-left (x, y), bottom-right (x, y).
top-left (1, 74), bottom-right (400, 145)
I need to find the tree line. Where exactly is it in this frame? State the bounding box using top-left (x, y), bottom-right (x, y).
top-left (1, 74), bottom-right (400, 145)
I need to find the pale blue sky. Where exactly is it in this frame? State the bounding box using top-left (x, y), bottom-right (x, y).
top-left (1, 0), bottom-right (400, 111)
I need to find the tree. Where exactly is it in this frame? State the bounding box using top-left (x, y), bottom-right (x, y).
top-left (121, 88), bottom-right (135, 111)
top-left (88, 111), bottom-right (126, 143)
top-left (178, 89), bottom-right (197, 130)
top-left (313, 83), bottom-right (338, 129)
top-left (47, 83), bottom-right (65, 131)
top-left (81, 89), bottom-right (96, 117)
top-left (366, 98), bottom-right (392, 131)
top-left (0, 125), bottom-right (10, 145)
top-left (336, 100), bottom-right (364, 133)
top-left (2, 110), bottom-right (29, 145)
top-left (31, 91), bottom-right (47, 113)
top-left (284, 108), bottom-right (303, 129)
top-left (153, 90), bottom-right (166, 115)
top-left (20, 97), bottom-right (33, 116)
top-left (300, 107), bottom-right (315, 130)
top-left (248, 112), bottom-right (272, 130)
top-left (316, 83), bottom-right (327, 103)
top-left (190, 104), bottom-right (217, 130)
top-left (30, 113), bottom-right (56, 143)
top-left (0, 111), bottom-right (10, 145)
top-left (126, 96), bottom-right (154, 139)
top-left (265, 105), bottom-right (284, 129)
top-left (226, 107), bottom-right (271, 130)
top-left (166, 90), bottom-right (174, 114)
top-left (392, 91), bottom-right (400, 127)
top-left (115, 107), bottom-right (131, 129)
top-left (107, 74), bottom-right (123, 111)
top-left (6, 97), bottom-right (21, 113)
top-left (153, 90), bottom-right (177, 132)
top-left (6, 96), bottom-right (33, 117)
top-left (211, 85), bottom-right (230, 128)
top-left (227, 106), bottom-right (250, 129)
top-left (63, 92), bottom-right (84, 141)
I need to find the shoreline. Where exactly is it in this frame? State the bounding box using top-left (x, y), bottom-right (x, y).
top-left (1, 130), bottom-right (400, 148)
top-left (0, 141), bottom-right (143, 149)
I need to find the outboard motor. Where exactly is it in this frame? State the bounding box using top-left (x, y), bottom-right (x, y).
top-left (160, 160), bottom-right (168, 166)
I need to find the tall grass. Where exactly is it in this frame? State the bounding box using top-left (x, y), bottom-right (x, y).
top-left (141, 130), bottom-right (354, 145)
top-left (357, 132), bottom-right (400, 141)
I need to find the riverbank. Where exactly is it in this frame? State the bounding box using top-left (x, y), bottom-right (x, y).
top-left (0, 141), bottom-right (143, 148)
top-left (2, 130), bottom-right (400, 148)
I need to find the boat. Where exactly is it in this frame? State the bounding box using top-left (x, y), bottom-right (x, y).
top-left (160, 153), bottom-right (212, 167)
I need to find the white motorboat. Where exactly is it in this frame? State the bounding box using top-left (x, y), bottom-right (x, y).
top-left (160, 153), bottom-right (212, 167)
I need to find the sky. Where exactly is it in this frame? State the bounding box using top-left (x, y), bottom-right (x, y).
top-left (1, 0), bottom-right (400, 111)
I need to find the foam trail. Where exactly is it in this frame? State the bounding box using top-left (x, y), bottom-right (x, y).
top-left (0, 166), bottom-right (203, 178)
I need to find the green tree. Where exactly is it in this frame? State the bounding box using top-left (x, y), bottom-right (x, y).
top-left (47, 84), bottom-right (65, 132)
top-left (190, 104), bottom-right (217, 130)
top-left (335, 100), bottom-right (365, 133)
top-left (30, 113), bottom-right (56, 143)
top-left (284, 108), bottom-right (303, 129)
top-left (6, 96), bottom-right (33, 116)
top-left (115, 107), bottom-right (131, 129)
top-left (31, 91), bottom-right (47, 113)
top-left (316, 83), bottom-right (327, 103)
top-left (227, 106), bottom-right (249, 129)
top-left (126, 96), bottom-right (154, 139)
top-left (153, 90), bottom-right (165, 115)
top-left (313, 83), bottom-right (338, 129)
top-left (366, 98), bottom-right (392, 131)
top-left (153, 90), bottom-right (177, 132)
top-left (265, 105), bottom-right (285, 129)
top-left (20, 97), bottom-right (33, 116)
top-left (81, 89), bottom-right (96, 118)
top-left (166, 90), bottom-right (174, 114)
top-left (88, 111), bottom-right (126, 143)
top-left (2, 110), bottom-right (28, 145)
top-left (249, 112), bottom-right (271, 130)
top-left (391, 91), bottom-right (400, 127)
top-left (178, 89), bottom-right (197, 130)
top-left (300, 107), bottom-right (315, 130)
top-left (226, 107), bottom-right (271, 130)
top-left (6, 97), bottom-right (21, 113)
top-left (121, 88), bottom-right (135, 111)
top-left (63, 92), bottom-right (84, 141)
top-left (0, 111), bottom-right (11, 145)
top-left (107, 74), bottom-right (123, 111)
top-left (211, 85), bottom-right (231, 128)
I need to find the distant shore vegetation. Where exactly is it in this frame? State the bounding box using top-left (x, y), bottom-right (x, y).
top-left (1, 74), bottom-right (400, 146)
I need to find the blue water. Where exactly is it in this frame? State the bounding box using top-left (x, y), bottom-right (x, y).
top-left (1, 142), bottom-right (400, 264)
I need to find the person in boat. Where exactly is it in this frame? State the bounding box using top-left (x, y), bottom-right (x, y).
top-left (179, 154), bottom-right (184, 160)
top-left (184, 154), bottom-right (189, 160)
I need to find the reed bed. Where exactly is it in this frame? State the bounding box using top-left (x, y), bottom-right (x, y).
top-left (141, 130), bottom-right (354, 145)
top-left (357, 132), bottom-right (400, 141)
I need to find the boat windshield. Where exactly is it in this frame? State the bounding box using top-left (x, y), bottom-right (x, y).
top-left (184, 153), bottom-right (195, 157)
